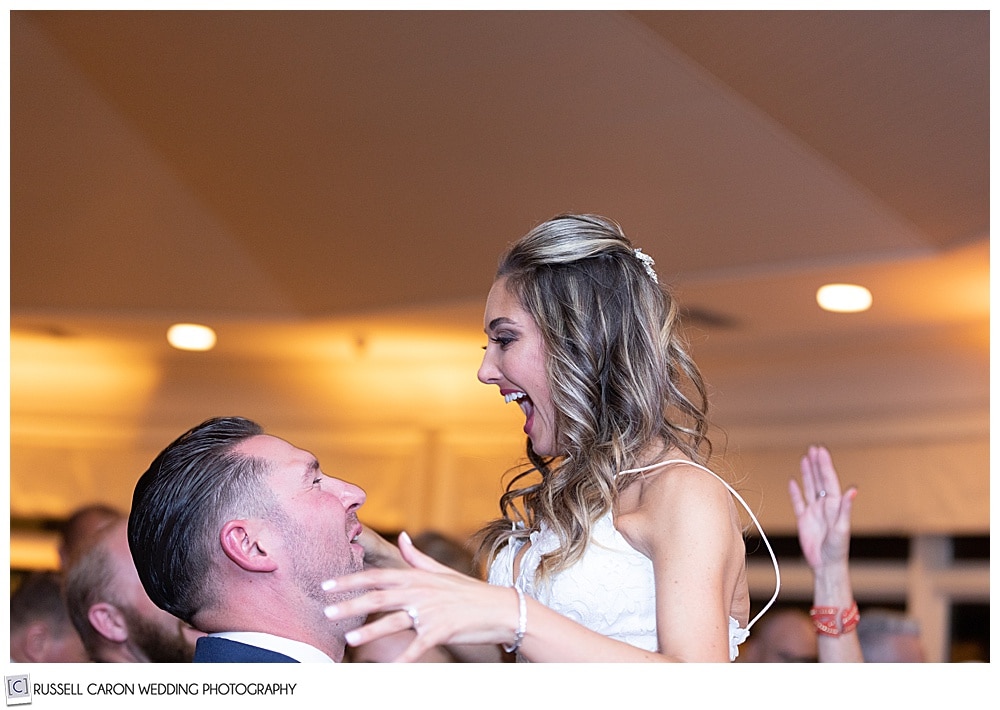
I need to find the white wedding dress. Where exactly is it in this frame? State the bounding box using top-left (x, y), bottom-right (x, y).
top-left (487, 460), bottom-right (780, 661)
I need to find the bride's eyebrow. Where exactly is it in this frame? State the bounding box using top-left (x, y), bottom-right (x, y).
top-left (487, 317), bottom-right (515, 332)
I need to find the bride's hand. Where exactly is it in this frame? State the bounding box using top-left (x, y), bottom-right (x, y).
top-left (357, 524), bottom-right (407, 570)
top-left (323, 531), bottom-right (520, 662)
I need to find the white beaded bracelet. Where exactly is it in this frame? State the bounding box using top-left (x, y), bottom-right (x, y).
top-left (503, 586), bottom-right (527, 654)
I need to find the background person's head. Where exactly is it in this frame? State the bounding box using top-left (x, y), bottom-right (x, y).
top-left (65, 518), bottom-right (202, 662)
top-left (58, 503), bottom-right (123, 569)
top-left (10, 570), bottom-right (89, 663)
top-left (857, 608), bottom-right (925, 662)
top-left (738, 607), bottom-right (817, 663)
top-left (411, 530), bottom-right (479, 578)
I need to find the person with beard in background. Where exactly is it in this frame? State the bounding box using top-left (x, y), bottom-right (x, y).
top-left (65, 518), bottom-right (204, 662)
top-left (58, 503), bottom-right (123, 570)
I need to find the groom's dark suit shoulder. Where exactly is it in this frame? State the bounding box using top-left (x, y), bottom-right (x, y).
top-left (193, 636), bottom-right (297, 663)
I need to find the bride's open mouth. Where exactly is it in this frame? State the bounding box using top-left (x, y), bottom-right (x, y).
top-left (503, 390), bottom-right (534, 435)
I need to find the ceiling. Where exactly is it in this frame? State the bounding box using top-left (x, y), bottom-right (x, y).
top-left (8, 10), bottom-right (990, 451)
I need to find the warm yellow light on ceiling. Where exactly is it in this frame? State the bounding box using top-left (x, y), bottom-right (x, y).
top-left (167, 323), bottom-right (217, 351)
top-left (816, 283), bottom-right (872, 313)
top-left (11, 334), bottom-right (161, 417)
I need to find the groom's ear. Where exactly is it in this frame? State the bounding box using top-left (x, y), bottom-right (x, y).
top-left (220, 519), bottom-right (278, 573)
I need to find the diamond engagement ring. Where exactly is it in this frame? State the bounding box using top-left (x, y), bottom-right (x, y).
top-left (818, 490), bottom-right (827, 498)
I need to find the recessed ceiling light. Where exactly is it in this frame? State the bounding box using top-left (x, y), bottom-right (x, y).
top-left (167, 323), bottom-right (217, 351)
top-left (816, 284), bottom-right (872, 313)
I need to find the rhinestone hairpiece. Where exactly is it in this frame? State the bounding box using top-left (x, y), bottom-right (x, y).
top-left (633, 248), bottom-right (658, 283)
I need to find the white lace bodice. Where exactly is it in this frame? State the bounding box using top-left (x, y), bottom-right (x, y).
top-left (486, 459), bottom-right (779, 662)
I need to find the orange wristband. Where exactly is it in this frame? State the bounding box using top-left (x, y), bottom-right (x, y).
top-left (810, 601), bottom-right (860, 636)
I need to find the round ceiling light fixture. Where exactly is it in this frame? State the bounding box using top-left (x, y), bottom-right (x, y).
top-left (167, 323), bottom-right (217, 351)
top-left (816, 283), bottom-right (873, 313)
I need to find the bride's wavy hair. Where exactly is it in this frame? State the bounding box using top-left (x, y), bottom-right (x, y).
top-left (477, 214), bottom-right (711, 581)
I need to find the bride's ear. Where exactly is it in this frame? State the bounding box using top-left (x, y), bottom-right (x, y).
top-left (220, 519), bottom-right (278, 573)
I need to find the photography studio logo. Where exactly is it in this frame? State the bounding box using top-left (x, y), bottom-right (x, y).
top-left (5, 675), bottom-right (31, 706)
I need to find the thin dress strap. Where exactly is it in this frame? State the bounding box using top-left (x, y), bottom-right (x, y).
top-left (617, 459), bottom-right (780, 631)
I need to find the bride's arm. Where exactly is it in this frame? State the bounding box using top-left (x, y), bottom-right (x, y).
top-left (325, 483), bottom-right (738, 664)
top-left (325, 558), bottom-right (680, 663)
top-left (632, 465), bottom-right (744, 662)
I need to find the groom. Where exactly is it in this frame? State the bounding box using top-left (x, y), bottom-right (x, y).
top-left (128, 416), bottom-right (368, 662)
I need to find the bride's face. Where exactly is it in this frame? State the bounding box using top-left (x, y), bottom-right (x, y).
top-left (478, 278), bottom-right (557, 457)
